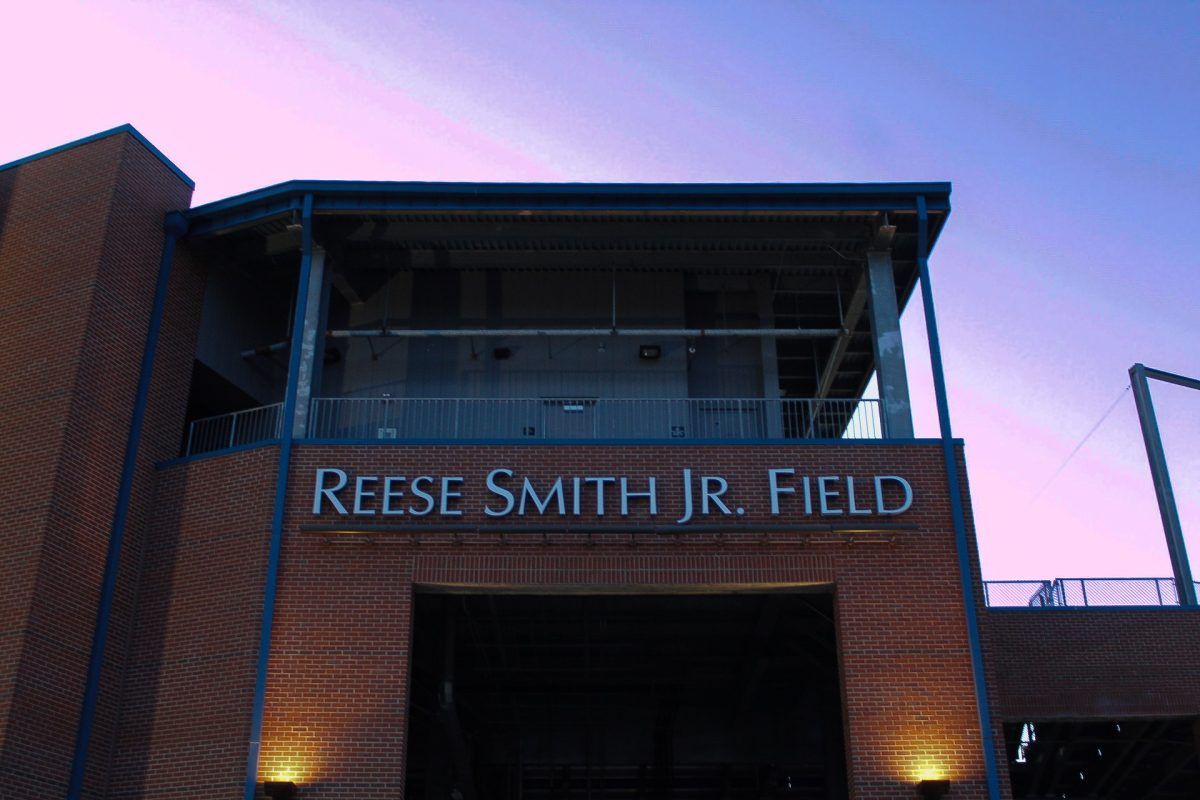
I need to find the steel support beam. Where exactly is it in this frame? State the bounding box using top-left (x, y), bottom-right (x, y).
top-left (865, 250), bottom-right (913, 438)
top-left (1130, 363), bottom-right (1197, 606)
top-left (327, 326), bottom-right (844, 339)
top-left (244, 193), bottom-right (315, 800)
top-left (1142, 365), bottom-right (1200, 392)
top-left (915, 195), bottom-right (1002, 800)
top-left (815, 270), bottom-right (868, 400)
top-left (756, 275), bottom-right (783, 438)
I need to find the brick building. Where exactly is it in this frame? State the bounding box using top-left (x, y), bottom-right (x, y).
top-left (0, 126), bottom-right (1196, 800)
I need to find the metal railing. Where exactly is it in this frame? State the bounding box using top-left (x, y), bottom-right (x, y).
top-left (984, 578), bottom-right (1200, 608)
top-left (181, 396), bottom-right (882, 454)
top-left (185, 403), bottom-right (283, 455)
top-left (306, 396), bottom-right (882, 442)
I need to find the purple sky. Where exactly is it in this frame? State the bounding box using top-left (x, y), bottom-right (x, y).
top-left (4, 1), bottom-right (1197, 579)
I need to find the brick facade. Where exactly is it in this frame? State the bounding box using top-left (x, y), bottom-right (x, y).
top-left (0, 130), bottom-right (193, 798)
top-left (107, 446), bottom-right (279, 799)
top-left (985, 609), bottom-right (1200, 721)
top-left (254, 443), bottom-right (991, 799)
top-left (3, 127), bottom-right (1197, 800)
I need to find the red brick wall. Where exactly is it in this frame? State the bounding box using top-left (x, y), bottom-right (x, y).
top-left (0, 131), bottom-right (192, 798)
top-left (242, 442), bottom-right (994, 799)
top-left (107, 446), bottom-right (279, 799)
top-left (985, 608), bottom-right (1200, 721)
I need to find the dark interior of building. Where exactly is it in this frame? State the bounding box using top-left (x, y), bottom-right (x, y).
top-left (406, 592), bottom-right (848, 800)
top-left (1004, 717), bottom-right (1200, 798)
top-left (179, 209), bottom-right (929, 451)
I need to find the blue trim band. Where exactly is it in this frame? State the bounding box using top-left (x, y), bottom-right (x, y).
top-left (156, 439), bottom-right (281, 469)
top-left (987, 605), bottom-right (1200, 614)
top-left (154, 436), bottom-right (958, 470)
top-left (915, 196), bottom-right (1002, 799)
top-left (187, 179), bottom-right (951, 218)
top-left (244, 194), bottom-right (315, 800)
top-left (67, 211), bottom-right (189, 799)
top-left (184, 180), bottom-right (952, 238)
top-left (296, 436), bottom-right (959, 447)
top-left (0, 124), bottom-right (194, 188)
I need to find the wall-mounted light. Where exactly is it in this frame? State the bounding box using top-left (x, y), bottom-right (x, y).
top-left (638, 344), bottom-right (661, 360)
top-left (918, 778), bottom-right (950, 799)
top-left (263, 781), bottom-right (297, 800)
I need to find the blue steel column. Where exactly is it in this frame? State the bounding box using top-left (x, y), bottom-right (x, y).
top-left (914, 195), bottom-right (1002, 799)
top-left (1129, 363), bottom-right (1197, 606)
top-left (67, 210), bottom-right (190, 800)
top-left (244, 193), bottom-right (316, 800)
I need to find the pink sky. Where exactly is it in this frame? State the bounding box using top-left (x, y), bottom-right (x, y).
top-left (4, 0), bottom-right (1197, 579)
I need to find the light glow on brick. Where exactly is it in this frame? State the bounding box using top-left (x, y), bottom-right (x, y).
top-left (267, 762), bottom-right (304, 784)
top-left (915, 763), bottom-right (947, 782)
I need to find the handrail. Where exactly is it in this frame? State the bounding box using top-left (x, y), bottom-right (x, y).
top-left (182, 396), bottom-right (883, 455)
top-left (983, 577), bottom-right (1200, 608)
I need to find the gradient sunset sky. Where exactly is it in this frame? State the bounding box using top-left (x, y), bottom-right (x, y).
top-left (3, 0), bottom-right (1196, 580)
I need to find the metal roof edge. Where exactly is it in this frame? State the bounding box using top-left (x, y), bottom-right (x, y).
top-left (185, 179), bottom-right (952, 222)
top-left (0, 124), bottom-right (195, 189)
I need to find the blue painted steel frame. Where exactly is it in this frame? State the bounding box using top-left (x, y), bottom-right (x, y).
top-left (185, 180), bottom-right (951, 237)
top-left (67, 211), bottom-right (190, 799)
top-left (915, 196), bottom-right (1002, 799)
top-left (244, 194), bottom-right (316, 800)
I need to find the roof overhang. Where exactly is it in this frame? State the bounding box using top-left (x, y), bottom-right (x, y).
top-left (184, 180), bottom-right (951, 244)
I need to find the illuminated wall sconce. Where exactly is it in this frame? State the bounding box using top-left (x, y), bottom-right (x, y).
top-left (262, 781), bottom-right (297, 800)
top-left (918, 778), bottom-right (950, 799)
top-left (638, 344), bottom-right (661, 360)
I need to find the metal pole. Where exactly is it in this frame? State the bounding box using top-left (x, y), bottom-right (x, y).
top-left (1129, 363), bottom-right (1197, 606)
top-left (68, 211), bottom-right (189, 800)
top-left (326, 326), bottom-right (845, 339)
top-left (244, 193), bottom-right (317, 800)
top-left (914, 195), bottom-right (1003, 800)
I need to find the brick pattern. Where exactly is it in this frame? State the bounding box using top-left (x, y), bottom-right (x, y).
top-left (107, 446), bottom-right (278, 799)
top-left (244, 443), bottom-right (992, 799)
top-left (986, 608), bottom-right (1200, 721)
top-left (7, 130), bottom-right (1196, 800)
top-left (0, 132), bottom-right (192, 798)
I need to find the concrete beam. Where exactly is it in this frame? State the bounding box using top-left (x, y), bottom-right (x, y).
top-left (866, 250), bottom-right (914, 438)
top-left (291, 246), bottom-right (326, 438)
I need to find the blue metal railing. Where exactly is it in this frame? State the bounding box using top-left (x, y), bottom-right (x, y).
top-left (184, 403), bottom-right (283, 455)
top-left (984, 578), bottom-right (1200, 608)
top-left (183, 396), bottom-right (882, 455)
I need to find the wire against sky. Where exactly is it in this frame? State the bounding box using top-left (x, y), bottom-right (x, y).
top-left (1028, 385), bottom-right (1131, 507)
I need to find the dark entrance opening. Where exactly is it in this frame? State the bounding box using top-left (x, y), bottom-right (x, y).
top-left (1004, 717), bottom-right (1200, 798)
top-left (405, 592), bottom-right (848, 800)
